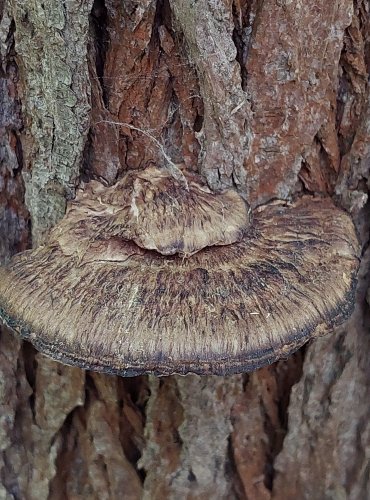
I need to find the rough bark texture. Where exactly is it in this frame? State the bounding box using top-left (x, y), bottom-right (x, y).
top-left (0, 0), bottom-right (369, 499)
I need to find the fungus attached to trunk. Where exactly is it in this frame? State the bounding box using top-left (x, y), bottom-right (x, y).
top-left (0, 167), bottom-right (360, 376)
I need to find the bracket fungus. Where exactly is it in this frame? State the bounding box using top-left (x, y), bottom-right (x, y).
top-left (0, 167), bottom-right (360, 376)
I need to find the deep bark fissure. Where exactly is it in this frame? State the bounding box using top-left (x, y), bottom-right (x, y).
top-left (117, 379), bottom-right (149, 478)
top-left (90, 0), bottom-right (109, 107)
top-left (231, 0), bottom-right (252, 90)
top-left (49, 408), bottom-right (82, 499)
top-left (0, 5), bottom-right (29, 260)
top-left (21, 341), bottom-right (37, 419)
top-left (226, 435), bottom-right (247, 500)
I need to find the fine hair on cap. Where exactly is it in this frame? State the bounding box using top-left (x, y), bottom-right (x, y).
top-left (0, 167), bottom-right (360, 376)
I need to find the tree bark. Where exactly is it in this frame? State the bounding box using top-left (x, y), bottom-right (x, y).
top-left (0, 1), bottom-right (369, 499)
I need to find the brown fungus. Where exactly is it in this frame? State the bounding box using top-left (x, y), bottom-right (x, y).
top-left (51, 166), bottom-right (251, 259)
top-left (0, 168), bottom-right (360, 376)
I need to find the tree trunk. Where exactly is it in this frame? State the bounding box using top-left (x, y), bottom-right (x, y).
top-left (0, 1), bottom-right (369, 499)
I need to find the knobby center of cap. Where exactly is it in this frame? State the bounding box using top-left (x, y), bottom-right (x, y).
top-left (50, 166), bottom-right (252, 259)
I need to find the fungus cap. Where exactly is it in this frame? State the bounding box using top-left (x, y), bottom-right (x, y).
top-left (55, 166), bottom-right (251, 258)
top-left (0, 168), bottom-right (360, 376)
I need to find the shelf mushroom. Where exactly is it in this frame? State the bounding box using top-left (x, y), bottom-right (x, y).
top-left (0, 167), bottom-right (360, 376)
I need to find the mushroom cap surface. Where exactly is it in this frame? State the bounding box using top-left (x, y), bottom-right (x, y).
top-left (56, 166), bottom-right (251, 258)
top-left (0, 172), bottom-right (360, 376)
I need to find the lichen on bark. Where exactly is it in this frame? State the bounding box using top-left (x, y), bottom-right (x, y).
top-left (10, 0), bottom-right (93, 244)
